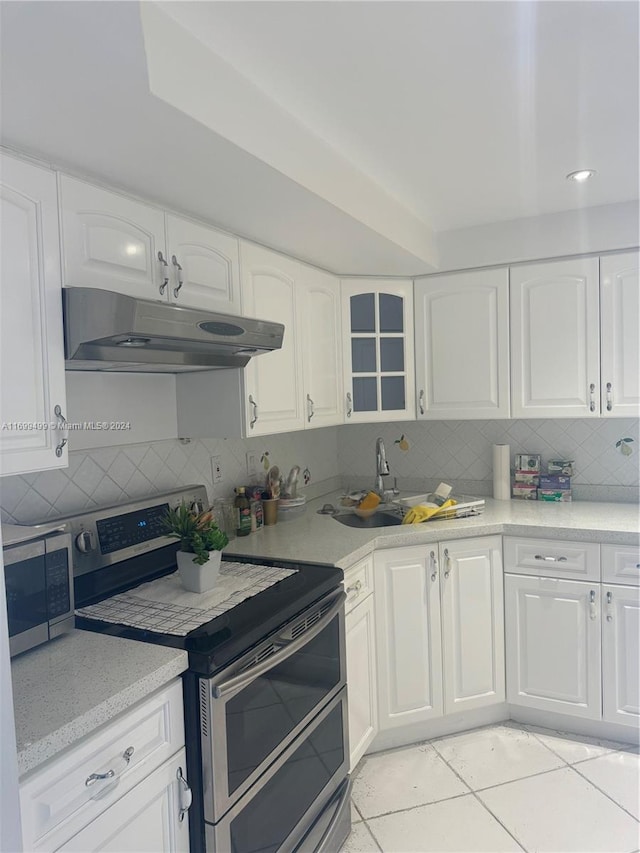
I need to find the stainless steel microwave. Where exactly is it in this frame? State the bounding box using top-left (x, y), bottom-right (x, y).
top-left (2, 522), bottom-right (74, 657)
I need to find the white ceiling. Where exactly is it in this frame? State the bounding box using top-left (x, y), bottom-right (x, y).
top-left (1, 1), bottom-right (638, 275)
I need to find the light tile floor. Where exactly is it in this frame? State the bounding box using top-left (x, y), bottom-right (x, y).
top-left (341, 723), bottom-right (640, 853)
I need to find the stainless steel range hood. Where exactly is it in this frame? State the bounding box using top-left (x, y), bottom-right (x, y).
top-left (63, 288), bottom-right (284, 373)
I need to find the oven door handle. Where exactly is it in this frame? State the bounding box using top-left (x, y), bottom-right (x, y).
top-left (313, 776), bottom-right (352, 853)
top-left (213, 590), bottom-right (345, 699)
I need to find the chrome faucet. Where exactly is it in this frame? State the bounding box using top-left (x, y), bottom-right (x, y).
top-left (375, 437), bottom-right (390, 496)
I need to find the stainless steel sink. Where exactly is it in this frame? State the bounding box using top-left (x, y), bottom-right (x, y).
top-left (332, 511), bottom-right (404, 528)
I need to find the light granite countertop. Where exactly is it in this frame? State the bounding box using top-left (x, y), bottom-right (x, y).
top-left (223, 492), bottom-right (640, 569)
top-left (11, 630), bottom-right (188, 778)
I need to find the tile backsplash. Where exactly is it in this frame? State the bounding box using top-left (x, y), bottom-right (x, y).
top-left (1, 418), bottom-right (638, 523)
top-left (0, 429), bottom-right (340, 524)
top-left (338, 418), bottom-right (640, 502)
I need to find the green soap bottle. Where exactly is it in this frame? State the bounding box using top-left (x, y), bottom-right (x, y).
top-left (234, 487), bottom-right (251, 537)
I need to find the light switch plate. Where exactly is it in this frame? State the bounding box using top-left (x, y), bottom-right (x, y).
top-left (211, 456), bottom-right (223, 484)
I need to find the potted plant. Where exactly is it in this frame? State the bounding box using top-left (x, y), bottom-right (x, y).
top-left (163, 502), bottom-right (228, 593)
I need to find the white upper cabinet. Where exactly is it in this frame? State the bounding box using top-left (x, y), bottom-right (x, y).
top-left (59, 175), bottom-right (167, 300)
top-left (300, 267), bottom-right (343, 428)
top-left (510, 257), bottom-right (600, 417)
top-left (164, 214), bottom-right (241, 313)
top-left (414, 269), bottom-right (510, 419)
top-left (59, 176), bottom-right (241, 313)
top-left (240, 242), bottom-right (306, 435)
top-left (341, 279), bottom-right (415, 423)
top-left (600, 251), bottom-right (640, 417)
top-left (0, 153), bottom-right (68, 476)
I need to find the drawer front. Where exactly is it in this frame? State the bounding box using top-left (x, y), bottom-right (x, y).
top-left (504, 537), bottom-right (600, 581)
top-left (602, 545), bottom-right (640, 586)
top-left (343, 555), bottom-right (373, 613)
top-left (21, 679), bottom-right (184, 852)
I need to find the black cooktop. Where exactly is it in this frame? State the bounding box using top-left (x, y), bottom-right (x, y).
top-left (74, 546), bottom-right (342, 677)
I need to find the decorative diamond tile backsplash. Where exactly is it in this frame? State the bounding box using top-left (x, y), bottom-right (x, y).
top-left (0, 418), bottom-right (637, 524)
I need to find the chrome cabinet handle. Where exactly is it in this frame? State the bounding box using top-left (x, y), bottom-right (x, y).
top-left (606, 382), bottom-right (613, 412)
top-left (443, 548), bottom-right (451, 578)
top-left (606, 590), bottom-right (613, 622)
top-left (346, 579), bottom-right (362, 598)
top-left (419, 389), bottom-right (425, 415)
top-left (307, 394), bottom-right (315, 422)
top-left (346, 392), bottom-right (353, 418)
top-left (171, 255), bottom-right (184, 297)
top-left (54, 405), bottom-right (68, 457)
top-left (429, 550), bottom-right (438, 581)
top-left (534, 554), bottom-right (568, 562)
top-left (177, 767), bottom-right (192, 822)
top-left (85, 746), bottom-right (134, 787)
top-left (158, 251), bottom-right (169, 295)
top-left (249, 395), bottom-right (258, 429)
top-left (589, 589), bottom-right (597, 620)
top-left (589, 383), bottom-right (596, 412)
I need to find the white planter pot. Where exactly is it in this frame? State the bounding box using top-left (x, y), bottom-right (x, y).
top-left (176, 549), bottom-right (222, 593)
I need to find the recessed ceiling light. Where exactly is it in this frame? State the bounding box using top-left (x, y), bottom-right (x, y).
top-left (566, 169), bottom-right (596, 183)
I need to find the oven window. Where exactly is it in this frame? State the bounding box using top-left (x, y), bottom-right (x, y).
top-left (5, 556), bottom-right (46, 638)
top-left (229, 699), bottom-right (345, 853)
top-left (226, 612), bottom-right (342, 796)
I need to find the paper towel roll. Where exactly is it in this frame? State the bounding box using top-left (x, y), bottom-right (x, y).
top-left (493, 444), bottom-right (511, 500)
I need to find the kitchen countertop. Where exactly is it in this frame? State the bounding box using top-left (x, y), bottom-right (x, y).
top-left (223, 492), bottom-right (640, 569)
top-left (11, 630), bottom-right (188, 778)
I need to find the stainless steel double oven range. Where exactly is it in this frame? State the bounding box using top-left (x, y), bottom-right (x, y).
top-left (65, 485), bottom-right (351, 853)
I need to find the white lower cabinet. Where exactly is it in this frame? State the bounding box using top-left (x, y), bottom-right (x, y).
top-left (20, 679), bottom-right (189, 852)
top-left (344, 557), bottom-right (378, 769)
top-left (375, 536), bottom-right (504, 731)
top-left (602, 584), bottom-right (640, 727)
top-left (59, 750), bottom-right (190, 853)
top-left (505, 575), bottom-right (602, 719)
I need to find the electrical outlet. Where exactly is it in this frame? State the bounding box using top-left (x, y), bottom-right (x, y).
top-left (211, 456), bottom-right (223, 484)
top-left (246, 451), bottom-right (258, 480)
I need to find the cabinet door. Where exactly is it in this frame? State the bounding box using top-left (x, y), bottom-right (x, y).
top-left (59, 750), bottom-right (190, 853)
top-left (59, 175), bottom-right (167, 300)
top-left (165, 214), bottom-right (241, 313)
top-left (415, 269), bottom-right (510, 419)
top-left (374, 547), bottom-right (443, 729)
top-left (301, 268), bottom-right (343, 428)
top-left (0, 154), bottom-right (68, 476)
top-left (345, 594), bottom-right (378, 770)
top-left (240, 243), bottom-right (305, 435)
top-left (600, 251), bottom-right (640, 417)
top-left (510, 258), bottom-right (600, 417)
top-left (505, 574), bottom-right (601, 719)
top-left (602, 585), bottom-right (640, 727)
top-left (342, 279), bottom-right (415, 423)
top-left (440, 537), bottom-right (505, 714)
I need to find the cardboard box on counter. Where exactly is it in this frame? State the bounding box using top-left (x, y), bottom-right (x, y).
top-left (514, 472), bottom-right (540, 485)
top-left (514, 454), bottom-right (541, 473)
top-left (538, 489), bottom-right (572, 502)
top-left (548, 460), bottom-right (575, 476)
top-left (539, 475), bottom-right (571, 489)
top-left (512, 484), bottom-right (538, 499)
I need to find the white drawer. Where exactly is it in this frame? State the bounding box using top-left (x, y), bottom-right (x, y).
top-left (602, 544), bottom-right (640, 586)
top-left (504, 537), bottom-right (600, 581)
top-left (20, 678), bottom-right (184, 852)
top-left (343, 555), bottom-right (374, 613)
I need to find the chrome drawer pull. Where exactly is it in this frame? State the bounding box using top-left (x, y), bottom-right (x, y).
top-left (85, 746), bottom-right (134, 787)
top-left (534, 555), bottom-right (568, 562)
top-left (346, 579), bottom-right (362, 597)
top-left (177, 767), bottom-right (192, 822)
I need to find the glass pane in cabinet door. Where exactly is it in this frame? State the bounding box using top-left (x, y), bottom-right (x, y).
top-left (380, 338), bottom-right (404, 372)
top-left (379, 294), bottom-right (403, 332)
top-left (351, 338), bottom-right (377, 373)
top-left (350, 294), bottom-right (376, 332)
top-left (381, 376), bottom-right (405, 411)
top-left (353, 377), bottom-right (377, 411)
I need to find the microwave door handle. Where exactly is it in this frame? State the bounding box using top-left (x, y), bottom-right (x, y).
top-left (213, 590), bottom-right (345, 699)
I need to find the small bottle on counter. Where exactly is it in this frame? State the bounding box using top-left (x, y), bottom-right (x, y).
top-left (234, 487), bottom-right (252, 537)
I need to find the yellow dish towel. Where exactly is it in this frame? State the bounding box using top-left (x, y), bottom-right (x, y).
top-left (401, 499), bottom-right (457, 524)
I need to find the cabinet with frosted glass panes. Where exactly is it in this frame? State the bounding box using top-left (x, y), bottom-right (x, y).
top-left (341, 279), bottom-right (415, 423)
